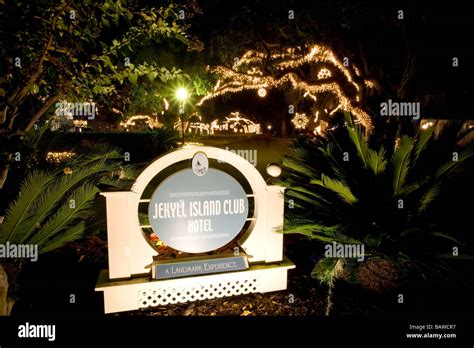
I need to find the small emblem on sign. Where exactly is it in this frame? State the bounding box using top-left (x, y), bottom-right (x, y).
top-left (192, 152), bottom-right (209, 176)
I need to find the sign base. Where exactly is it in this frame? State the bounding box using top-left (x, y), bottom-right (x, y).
top-left (96, 256), bottom-right (295, 314)
top-left (151, 254), bottom-right (249, 280)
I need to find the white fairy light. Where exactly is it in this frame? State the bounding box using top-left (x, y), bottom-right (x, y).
top-left (197, 44), bottom-right (373, 132)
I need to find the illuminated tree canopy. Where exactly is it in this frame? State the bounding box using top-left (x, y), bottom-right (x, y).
top-left (198, 45), bottom-right (375, 132)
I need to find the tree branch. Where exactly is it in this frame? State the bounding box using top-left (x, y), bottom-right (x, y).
top-left (23, 95), bottom-right (59, 132)
top-left (7, 2), bottom-right (70, 106)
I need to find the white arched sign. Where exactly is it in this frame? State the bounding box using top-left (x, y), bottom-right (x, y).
top-left (96, 146), bottom-right (294, 313)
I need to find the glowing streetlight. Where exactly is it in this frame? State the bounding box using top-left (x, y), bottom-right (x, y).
top-left (176, 87), bottom-right (189, 146)
top-left (176, 87), bottom-right (189, 102)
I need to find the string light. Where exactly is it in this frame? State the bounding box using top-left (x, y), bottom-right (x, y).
top-left (46, 152), bottom-right (76, 164)
top-left (394, 137), bottom-right (401, 150)
top-left (197, 44), bottom-right (373, 132)
top-left (317, 68), bottom-right (332, 79)
top-left (353, 65), bottom-right (361, 76)
top-left (304, 91), bottom-right (317, 101)
top-left (119, 115), bottom-right (161, 129)
top-left (257, 88), bottom-right (267, 97)
top-left (210, 112), bottom-right (261, 134)
top-left (73, 120), bottom-right (87, 128)
top-left (174, 113), bottom-right (210, 135)
top-left (329, 104), bottom-right (342, 116)
top-left (291, 113), bottom-right (309, 129)
top-left (364, 80), bottom-right (376, 89)
top-left (420, 121), bottom-right (434, 130)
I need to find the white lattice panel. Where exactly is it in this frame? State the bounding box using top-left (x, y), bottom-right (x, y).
top-left (138, 277), bottom-right (260, 307)
top-left (96, 258), bottom-right (294, 313)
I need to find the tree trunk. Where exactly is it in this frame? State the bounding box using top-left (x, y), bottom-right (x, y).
top-left (0, 264), bottom-right (14, 316)
top-left (23, 95), bottom-right (59, 132)
top-left (0, 94), bottom-right (58, 190)
top-left (281, 118), bottom-right (287, 138)
top-left (0, 167), bottom-right (9, 191)
top-left (0, 153), bottom-right (12, 190)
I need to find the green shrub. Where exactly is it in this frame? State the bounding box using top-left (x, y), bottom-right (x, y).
top-left (280, 113), bottom-right (474, 288)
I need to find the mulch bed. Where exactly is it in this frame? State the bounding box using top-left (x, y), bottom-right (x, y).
top-left (116, 267), bottom-right (327, 316)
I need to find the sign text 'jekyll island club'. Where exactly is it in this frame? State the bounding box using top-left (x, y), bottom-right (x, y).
top-left (148, 152), bottom-right (250, 279)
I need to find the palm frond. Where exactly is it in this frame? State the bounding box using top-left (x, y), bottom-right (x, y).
top-left (284, 224), bottom-right (336, 242)
top-left (413, 124), bottom-right (435, 161)
top-left (0, 170), bottom-right (55, 243)
top-left (438, 253), bottom-right (474, 260)
top-left (430, 231), bottom-right (461, 244)
top-left (343, 111), bottom-right (354, 127)
top-left (399, 181), bottom-right (423, 196)
top-left (120, 165), bottom-right (141, 180)
top-left (284, 220), bottom-right (363, 245)
top-left (317, 145), bottom-right (349, 182)
top-left (346, 124), bottom-right (368, 167)
top-left (432, 145), bottom-right (474, 181)
top-left (18, 160), bottom-right (115, 243)
top-left (287, 186), bottom-right (334, 206)
top-left (310, 174), bottom-right (358, 205)
top-left (40, 221), bottom-right (88, 253)
top-left (28, 183), bottom-right (99, 246)
top-left (366, 146), bottom-right (387, 175)
top-left (282, 157), bottom-right (316, 179)
top-left (418, 183), bottom-right (440, 213)
top-left (312, 257), bottom-right (343, 284)
top-left (69, 144), bottom-right (123, 167)
top-left (392, 135), bottom-right (413, 194)
top-left (285, 190), bottom-right (334, 214)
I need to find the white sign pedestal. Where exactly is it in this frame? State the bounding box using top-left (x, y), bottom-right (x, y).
top-left (95, 146), bottom-right (294, 314)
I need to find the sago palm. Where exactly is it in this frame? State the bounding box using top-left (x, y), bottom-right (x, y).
top-left (281, 113), bottom-right (474, 296)
top-left (0, 146), bottom-right (137, 314)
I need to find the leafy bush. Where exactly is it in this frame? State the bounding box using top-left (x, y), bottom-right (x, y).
top-left (0, 143), bottom-right (138, 315)
top-left (280, 113), bottom-right (474, 288)
top-left (0, 147), bottom-right (137, 253)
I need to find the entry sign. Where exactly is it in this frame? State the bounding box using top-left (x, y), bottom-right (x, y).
top-left (148, 153), bottom-right (249, 253)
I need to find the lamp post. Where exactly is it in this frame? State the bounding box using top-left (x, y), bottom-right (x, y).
top-left (176, 87), bottom-right (188, 146)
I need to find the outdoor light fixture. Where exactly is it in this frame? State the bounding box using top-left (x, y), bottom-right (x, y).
top-left (266, 163), bottom-right (282, 177)
top-left (317, 68), bottom-right (332, 79)
top-left (291, 113), bottom-right (309, 129)
top-left (257, 87), bottom-right (267, 97)
top-left (175, 88), bottom-right (189, 145)
top-left (176, 87), bottom-right (189, 102)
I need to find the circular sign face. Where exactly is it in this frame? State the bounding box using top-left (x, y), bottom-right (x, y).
top-left (148, 168), bottom-right (249, 253)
